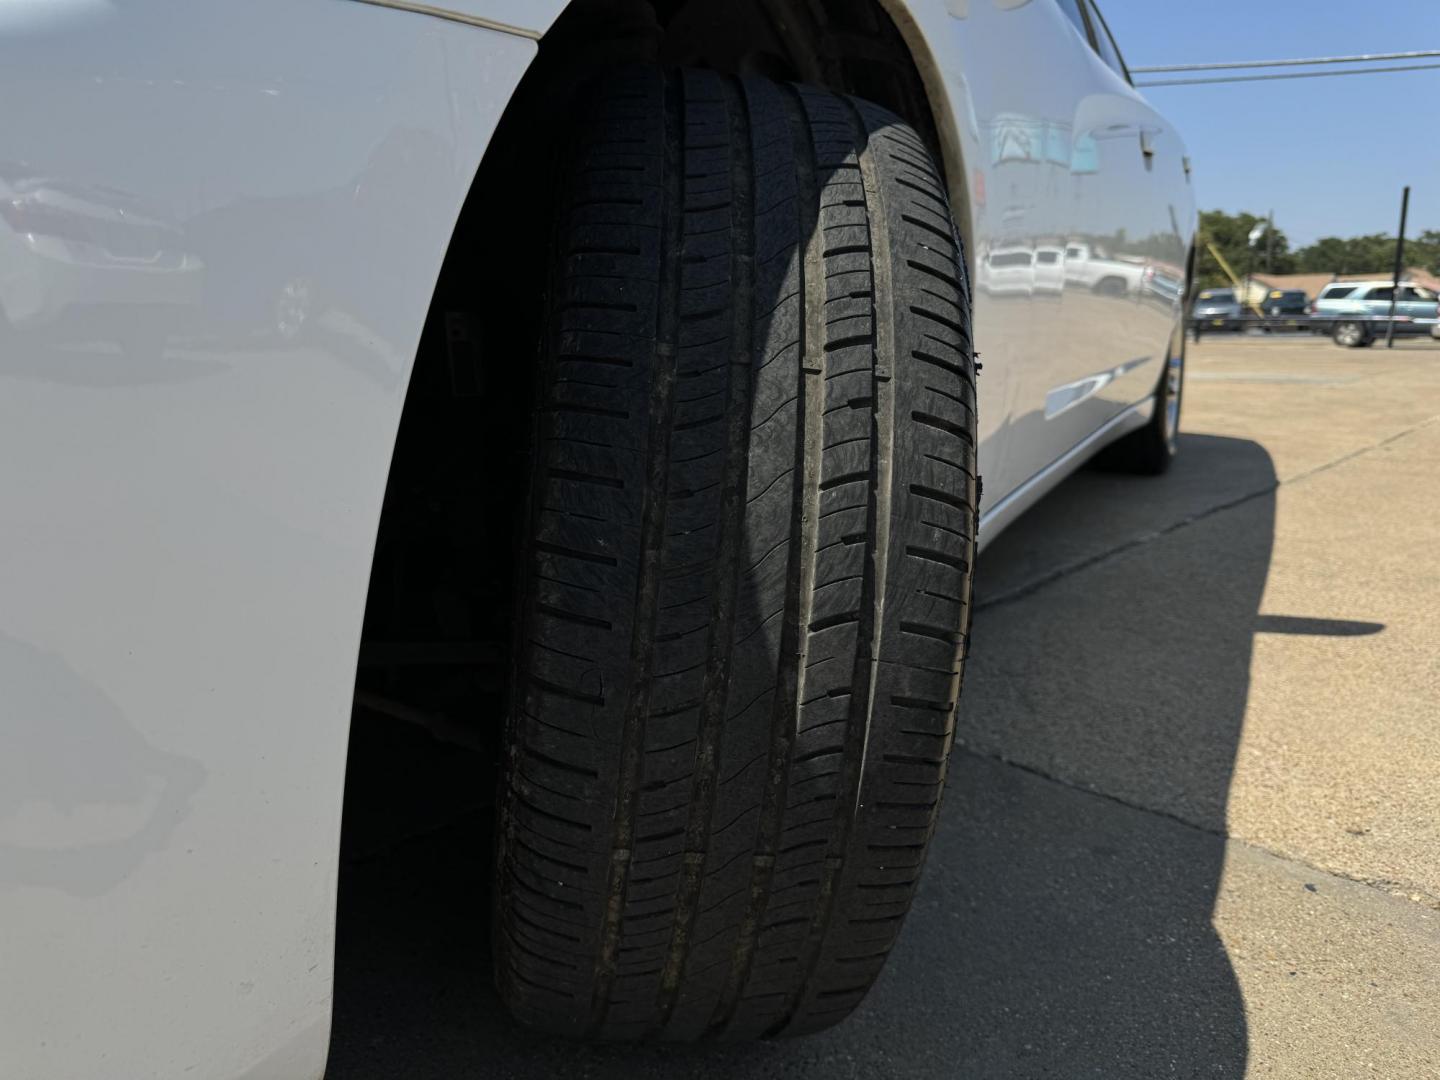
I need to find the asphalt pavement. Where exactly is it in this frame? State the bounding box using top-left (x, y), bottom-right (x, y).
top-left (327, 333), bottom-right (1440, 1079)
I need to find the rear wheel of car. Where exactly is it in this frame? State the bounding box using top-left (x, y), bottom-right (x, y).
top-left (1333, 320), bottom-right (1371, 348)
top-left (1095, 318), bottom-right (1184, 475)
top-left (495, 67), bottom-right (977, 1042)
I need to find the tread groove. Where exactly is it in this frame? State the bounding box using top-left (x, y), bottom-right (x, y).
top-left (652, 73), bottom-right (756, 1034)
top-left (708, 79), bottom-right (825, 1038)
top-left (587, 70), bottom-right (685, 1034)
top-left (776, 92), bottom-right (895, 1036)
top-left (910, 410), bottom-right (974, 446)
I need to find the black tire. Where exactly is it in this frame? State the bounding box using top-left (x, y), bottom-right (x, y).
top-left (1094, 318), bottom-right (1184, 475)
top-left (496, 68), bottom-right (977, 1042)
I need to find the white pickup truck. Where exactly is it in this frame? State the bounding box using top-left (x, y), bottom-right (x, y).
top-left (1064, 240), bottom-right (1149, 296)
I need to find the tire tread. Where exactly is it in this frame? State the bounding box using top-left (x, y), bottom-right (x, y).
top-left (496, 68), bottom-right (977, 1042)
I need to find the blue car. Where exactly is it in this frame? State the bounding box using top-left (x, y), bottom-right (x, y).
top-left (1312, 280), bottom-right (1440, 347)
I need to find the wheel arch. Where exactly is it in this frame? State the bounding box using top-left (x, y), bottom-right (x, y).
top-left (869, 0), bottom-right (976, 280)
top-left (352, 0), bottom-right (980, 776)
top-left (496, 0), bottom-right (974, 278)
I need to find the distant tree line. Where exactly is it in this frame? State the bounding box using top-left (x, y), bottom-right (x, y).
top-left (1196, 209), bottom-right (1440, 288)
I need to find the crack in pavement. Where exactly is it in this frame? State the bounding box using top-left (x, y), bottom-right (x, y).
top-left (954, 745), bottom-right (1440, 913)
top-left (965, 411), bottom-right (1440, 912)
top-left (975, 413), bottom-right (1440, 613)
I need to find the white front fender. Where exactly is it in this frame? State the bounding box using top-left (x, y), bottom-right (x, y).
top-left (0, 4), bottom-right (533, 1077)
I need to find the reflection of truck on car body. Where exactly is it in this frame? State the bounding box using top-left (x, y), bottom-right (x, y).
top-left (1034, 245), bottom-right (1066, 294)
top-left (1140, 262), bottom-right (1185, 308)
top-left (1063, 240), bottom-right (1147, 296)
top-left (977, 244), bottom-right (1037, 296)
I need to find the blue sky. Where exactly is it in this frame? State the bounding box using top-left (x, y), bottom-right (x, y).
top-left (1102, 0), bottom-right (1440, 246)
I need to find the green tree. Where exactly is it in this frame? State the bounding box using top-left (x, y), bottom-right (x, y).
top-left (1293, 234), bottom-right (1393, 274)
top-left (1196, 209), bottom-right (1294, 287)
top-left (1409, 230), bottom-right (1440, 276)
top-left (1292, 230), bottom-right (1440, 278)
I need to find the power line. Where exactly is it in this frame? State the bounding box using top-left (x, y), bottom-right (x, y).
top-left (1132, 49), bottom-right (1440, 74)
top-left (1136, 61), bottom-right (1440, 87)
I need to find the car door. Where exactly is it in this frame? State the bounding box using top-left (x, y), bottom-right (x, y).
top-left (1399, 284), bottom-right (1438, 323)
top-left (1363, 285), bottom-right (1394, 326)
top-left (1367, 284), bottom-right (1439, 327)
top-left (1316, 283), bottom-right (1357, 323)
top-left (970, 0), bottom-right (1191, 503)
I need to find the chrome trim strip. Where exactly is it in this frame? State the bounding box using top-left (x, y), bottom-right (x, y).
top-left (979, 398), bottom-right (1152, 546)
top-left (346, 0), bottom-right (541, 39)
top-left (1043, 355), bottom-right (1152, 420)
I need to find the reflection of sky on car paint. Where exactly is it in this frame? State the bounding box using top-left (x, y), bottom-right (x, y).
top-left (950, 0), bottom-right (1189, 258)
top-left (989, 112), bottom-right (1100, 173)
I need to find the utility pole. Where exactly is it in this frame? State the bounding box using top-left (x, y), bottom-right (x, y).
top-left (1266, 209), bottom-right (1274, 273)
top-left (1385, 186), bottom-right (1410, 348)
top-left (1244, 217), bottom-right (1264, 321)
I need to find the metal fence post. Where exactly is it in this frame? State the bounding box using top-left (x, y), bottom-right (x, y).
top-left (1386, 186), bottom-right (1410, 349)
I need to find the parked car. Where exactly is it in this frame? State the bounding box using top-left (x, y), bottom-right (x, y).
top-left (1, 0), bottom-right (1194, 1074)
top-left (1311, 280), bottom-right (1440, 346)
top-left (1263, 289), bottom-right (1308, 316)
top-left (0, 161), bottom-right (202, 353)
top-left (1142, 262), bottom-right (1186, 308)
top-left (1192, 287), bottom-right (1243, 332)
top-left (1259, 288), bottom-right (1309, 332)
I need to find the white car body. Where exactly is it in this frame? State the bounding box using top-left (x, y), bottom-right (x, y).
top-left (0, 2), bottom-right (1192, 1076)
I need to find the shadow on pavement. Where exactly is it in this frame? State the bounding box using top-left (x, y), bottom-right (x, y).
top-left (328, 432), bottom-right (1274, 1078)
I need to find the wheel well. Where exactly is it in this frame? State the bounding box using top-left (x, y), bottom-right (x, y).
top-left (353, 0), bottom-right (957, 749)
top-left (533, 0), bottom-right (944, 144)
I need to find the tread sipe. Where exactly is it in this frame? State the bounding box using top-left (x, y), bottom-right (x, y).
top-left (496, 66), bottom-right (977, 1042)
